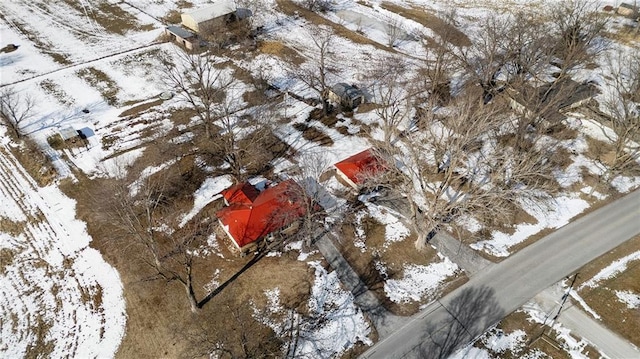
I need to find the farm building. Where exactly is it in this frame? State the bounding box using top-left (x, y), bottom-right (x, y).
top-left (334, 149), bottom-right (387, 190)
top-left (216, 179), bottom-right (308, 253)
top-left (164, 25), bottom-right (200, 50)
top-left (618, 3), bottom-right (638, 17)
top-left (326, 83), bottom-right (365, 110)
top-left (180, 0), bottom-right (238, 34)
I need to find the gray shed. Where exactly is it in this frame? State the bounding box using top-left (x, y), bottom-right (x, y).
top-left (327, 83), bottom-right (364, 110)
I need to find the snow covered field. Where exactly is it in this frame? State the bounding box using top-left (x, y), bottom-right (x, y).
top-left (0, 135), bottom-right (125, 357)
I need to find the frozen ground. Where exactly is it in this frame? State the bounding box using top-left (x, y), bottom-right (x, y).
top-left (0, 134), bottom-right (125, 357)
top-left (256, 261), bottom-right (372, 358)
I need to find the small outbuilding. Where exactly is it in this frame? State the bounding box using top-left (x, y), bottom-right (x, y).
top-left (165, 25), bottom-right (200, 50)
top-left (59, 126), bottom-right (79, 141)
top-left (181, 0), bottom-right (238, 34)
top-left (334, 149), bottom-right (387, 190)
top-left (326, 83), bottom-right (365, 110)
top-left (618, 3), bottom-right (638, 17)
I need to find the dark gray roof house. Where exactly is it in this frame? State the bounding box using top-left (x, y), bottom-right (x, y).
top-left (327, 83), bottom-right (364, 110)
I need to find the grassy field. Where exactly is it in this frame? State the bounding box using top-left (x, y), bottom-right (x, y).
top-left (576, 235), bottom-right (640, 347)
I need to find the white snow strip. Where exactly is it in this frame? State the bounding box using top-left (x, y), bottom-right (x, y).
top-left (471, 195), bottom-right (590, 257)
top-left (580, 251), bottom-right (640, 289)
top-left (180, 175), bottom-right (233, 227)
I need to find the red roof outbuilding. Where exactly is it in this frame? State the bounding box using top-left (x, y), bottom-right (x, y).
top-left (334, 149), bottom-right (386, 189)
top-left (216, 179), bottom-right (307, 251)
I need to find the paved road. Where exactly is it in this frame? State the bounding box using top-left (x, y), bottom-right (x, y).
top-left (360, 190), bottom-right (640, 359)
top-left (535, 285), bottom-right (640, 359)
top-left (561, 305), bottom-right (639, 358)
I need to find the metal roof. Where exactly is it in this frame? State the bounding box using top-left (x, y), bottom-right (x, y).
top-left (183, 0), bottom-right (236, 23)
top-left (165, 25), bottom-right (195, 39)
top-left (59, 127), bottom-right (78, 140)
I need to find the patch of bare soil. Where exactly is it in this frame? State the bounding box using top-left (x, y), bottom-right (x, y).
top-left (293, 122), bottom-right (334, 146)
top-left (576, 235), bottom-right (640, 347)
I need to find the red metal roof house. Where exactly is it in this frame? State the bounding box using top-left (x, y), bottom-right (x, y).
top-left (216, 179), bottom-right (307, 252)
top-left (334, 149), bottom-right (386, 189)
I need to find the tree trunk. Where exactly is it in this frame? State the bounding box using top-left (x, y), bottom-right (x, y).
top-left (409, 200), bottom-right (430, 250)
top-left (185, 266), bottom-right (199, 313)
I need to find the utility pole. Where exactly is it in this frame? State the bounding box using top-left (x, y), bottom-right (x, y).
top-left (552, 272), bottom-right (579, 322)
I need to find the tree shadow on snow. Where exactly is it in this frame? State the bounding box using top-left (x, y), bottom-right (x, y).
top-left (418, 286), bottom-right (504, 359)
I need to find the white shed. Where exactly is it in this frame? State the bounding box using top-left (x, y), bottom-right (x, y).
top-left (181, 0), bottom-right (236, 34)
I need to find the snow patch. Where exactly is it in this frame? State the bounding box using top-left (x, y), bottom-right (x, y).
top-left (384, 259), bottom-right (459, 303)
top-left (580, 251), bottom-right (640, 289)
top-left (472, 195), bottom-right (589, 257)
top-left (180, 175), bottom-right (233, 227)
top-left (615, 290), bottom-right (640, 309)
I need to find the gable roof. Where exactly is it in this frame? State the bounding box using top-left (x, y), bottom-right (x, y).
top-left (334, 149), bottom-right (386, 186)
top-left (216, 180), bottom-right (307, 249)
top-left (183, 0), bottom-right (236, 23)
top-left (165, 25), bottom-right (196, 39)
top-left (331, 83), bottom-right (364, 100)
top-left (221, 182), bottom-right (260, 205)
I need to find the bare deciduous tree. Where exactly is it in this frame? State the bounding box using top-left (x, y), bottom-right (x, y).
top-left (196, 97), bottom-right (278, 181)
top-left (302, 0), bottom-right (333, 13)
top-left (368, 56), bottom-right (413, 143)
top-left (96, 161), bottom-right (212, 313)
top-left (372, 95), bottom-right (558, 249)
top-left (598, 50), bottom-right (640, 179)
top-left (291, 26), bottom-right (337, 116)
top-left (385, 16), bottom-right (405, 48)
top-left (547, 0), bottom-right (608, 79)
top-left (163, 49), bottom-right (235, 139)
top-left (0, 87), bottom-right (35, 139)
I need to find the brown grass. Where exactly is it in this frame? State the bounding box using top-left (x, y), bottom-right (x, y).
top-left (293, 122), bottom-right (335, 146)
top-left (380, 2), bottom-right (471, 47)
top-left (40, 79), bottom-right (75, 106)
top-left (6, 140), bottom-right (56, 187)
top-left (477, 310), bottom-right (585, 358)
top-left (118, 99), bottom-right (164, 118)
top-left (77, 67), bottom-right (120, 106)
top-left (0, 247), bottom-right (17, 274)
top-left (336, 212), bottom-right (465, 315)
top-left (575, 235), bottom-right (640, 347)
top-left (258, 40), bottom-right (306, 65)
top-left (603, 27), bottom-right (640, 46)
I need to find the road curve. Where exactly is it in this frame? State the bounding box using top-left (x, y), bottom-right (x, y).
top-left (361, 190), bottom-right (640, 359)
